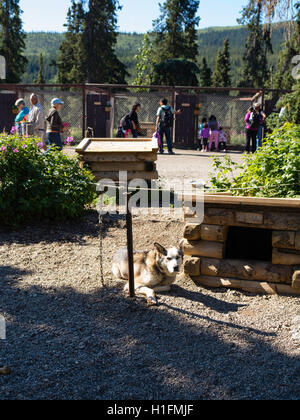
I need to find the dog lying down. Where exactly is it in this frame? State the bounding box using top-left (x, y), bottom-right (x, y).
top-left (112, 243), bottom-right (184, 305)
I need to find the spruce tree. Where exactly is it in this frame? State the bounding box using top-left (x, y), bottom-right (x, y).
top-left (199, 57), bottom-right (212, 87)
top-left (238, 0), bottom-right (273, 88)
top-left (0, 0), bottom-right (27, 83)
top-left (35, 53), bottom-right (46, 84)
top-left (212, 39), bottom-right (231, 87)
top-left (58, 0), bottom-right (127, 84)
top-left (153, 0), bottom-right (200, 62)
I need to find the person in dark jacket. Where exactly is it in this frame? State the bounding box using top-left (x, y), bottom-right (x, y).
top-left (128, 103), bottom-right (141, 138)
top-left (46, 98), bottom-right (64, 151)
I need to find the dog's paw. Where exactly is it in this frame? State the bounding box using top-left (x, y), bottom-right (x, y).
top-left (147, 297), bottom-right (158, 307)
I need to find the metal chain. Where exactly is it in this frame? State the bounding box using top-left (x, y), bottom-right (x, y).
top-left (98, 205), bottom-right (105, 288)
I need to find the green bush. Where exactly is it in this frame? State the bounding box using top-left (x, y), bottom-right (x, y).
top-left (209, 123), bottom-right (300, 198)
top-left (0, 135), bottom-right (96, 227)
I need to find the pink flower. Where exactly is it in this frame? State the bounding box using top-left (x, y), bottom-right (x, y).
top-left (13, 149), bottom-right (19, 153)
top-left (37, 142), bottom-right (43, 149)
top-left (63, 122), bottom-right (70, 128)
top-left (66, 136), bottom-right (74, 144)
top-left (22, 144), bottom-right (27, 149)
top-left (10, 126), bottom-right (17, 135)
top-left (0, 145), bottom-right (7, 153)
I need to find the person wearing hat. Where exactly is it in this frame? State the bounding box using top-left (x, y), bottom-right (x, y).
top-left (15, 99), bottom-right (29, 134)
top-left (28, 94), bottom-right (46, 148)
top-left (46, 98), bottom-right (64, 151)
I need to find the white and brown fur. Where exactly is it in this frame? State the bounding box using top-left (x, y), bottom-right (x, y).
top-left (112, 243), bottom-right (184, 305)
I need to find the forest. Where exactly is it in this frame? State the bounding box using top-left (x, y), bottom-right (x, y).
top-left (23, 24), bottom-right (286, 86)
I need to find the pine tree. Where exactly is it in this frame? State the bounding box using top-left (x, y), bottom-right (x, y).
top-left (0, 0), bottom-right (27, 83)
top-left (153, 0), bottom-right (200, 62)
top-left (212, 39), bottom-right (231, 87)
top-left (58, 0), bottom-right (127, 84)
top-left (199, 57), bottom-right (212, 87)
top-left (35, 53), bottom-right (46, 84)
top-left (238, 0), bottom-right (273, 88)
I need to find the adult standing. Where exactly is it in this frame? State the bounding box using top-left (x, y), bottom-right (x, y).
top-left (46, 98), bottom-right (64, 151)
top-left (28, 94), bottom-right (46, 149)
top-left (155, 98), bottom-right (182, 155)
top-left (245, 107), bottom-right (259, 154)
top-left (208, 115), bottom-right (220, 152)
top-left (128, 103), bottom-right (141, 138)
top-left (254, 103), bottom-right (266, 150)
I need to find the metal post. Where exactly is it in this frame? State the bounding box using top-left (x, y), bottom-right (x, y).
top-left (82, 86), bottom-right (86, 139)
top-left (126, 189), bottom-right (135, 298)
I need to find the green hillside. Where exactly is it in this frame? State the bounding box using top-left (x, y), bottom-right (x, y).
top-left (23, 25), bottom-right (287, 85)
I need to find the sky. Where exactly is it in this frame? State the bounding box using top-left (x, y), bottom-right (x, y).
top-left (19, 0), bottom-right (247, 33)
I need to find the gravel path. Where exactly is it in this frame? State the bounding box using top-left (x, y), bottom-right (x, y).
top-left (1, 212), bottom-right (299, 400)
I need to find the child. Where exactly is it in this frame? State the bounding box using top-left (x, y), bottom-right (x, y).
top-left (197, 118), bottom-right (207, 150)
top-left (218, 127), bottom-right (228, 152)
top-left (200, 121), bottom-right (210, 152)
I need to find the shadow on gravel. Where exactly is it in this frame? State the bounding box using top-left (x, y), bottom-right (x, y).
top-left (0, 211), bottom-right (126, 246)
top-left (0, 266), bottom-right (33, 283)
top-left (171, 285), bottom-right (247, 314)
top-left (1, 280), bottom-right (299, 400)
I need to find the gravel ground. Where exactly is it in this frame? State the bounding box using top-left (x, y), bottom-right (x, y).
top-left (0, 212), bottom-right (300, 400)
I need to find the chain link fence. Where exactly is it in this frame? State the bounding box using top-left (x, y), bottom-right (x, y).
top-left (0, 84), bottom-right (287, 147)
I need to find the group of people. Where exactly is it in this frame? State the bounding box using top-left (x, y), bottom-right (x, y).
top-left (117, 98), bottom-right (182, 155)
top-left (14, 95), bottom-right (65, 151)
top-left (244, 102), bottom-right (266, 153)
top-left (197, 116), bottom-right (228, 153)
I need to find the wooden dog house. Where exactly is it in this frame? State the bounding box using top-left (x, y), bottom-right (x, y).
top-left (75, 138), bottom-right (159, 181)
top-left (182, 195), bottom-right (300, 295)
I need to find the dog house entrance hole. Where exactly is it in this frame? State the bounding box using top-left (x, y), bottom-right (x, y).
top-left (225, 226), bottom-right (273, 262)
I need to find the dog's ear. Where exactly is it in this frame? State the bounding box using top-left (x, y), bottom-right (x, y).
top-left (154, 243), bottom-right (167, 256)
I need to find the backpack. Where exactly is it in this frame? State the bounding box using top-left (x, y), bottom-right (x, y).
top-left (161, 106), bottom-right (174, 128)
top-left (120, 114), bottom-right (132, 131)
top-left (209, 120), bottom-right (219, 132)
top-left (250, 112), bottom-right (261, 130)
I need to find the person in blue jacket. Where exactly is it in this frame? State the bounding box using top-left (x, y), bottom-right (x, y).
top-left (15, 98), bottom-right (29, 135)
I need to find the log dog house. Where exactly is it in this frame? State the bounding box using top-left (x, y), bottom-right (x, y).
top-left (182, 195), bottom-right (300, 295)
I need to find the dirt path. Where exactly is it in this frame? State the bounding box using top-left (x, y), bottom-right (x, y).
top-left (0, 213), bottom-right (299, 400)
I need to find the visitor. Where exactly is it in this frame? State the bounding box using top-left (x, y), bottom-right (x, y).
top-left (218, 127), bottom-right (228, 152)
top-left (254, 103), bottom-right (266, 150)
top-left (46, 98), bottom-right (64, 151)
top-left (15, 98), bottom-right (29, 135)
top-left (128, 103), bottom-right (141, 138)
top-left (156, 98), bottom-right (182, 155)
top-left (28, 93), bottom-right (46, 150)
top-left (208, 115), bottom-right (220, 152)
top-left (245, 106), bottom-right (259, 153)
top-left (200, 120), bottom-right (210, 153)
top-left (198, 117), bottom-right (207, 151)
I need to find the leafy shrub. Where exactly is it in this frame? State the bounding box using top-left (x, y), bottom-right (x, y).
top-left (209, 123), bottom-right (300, 198)
top-left (0, 135), bottom-right (96, 227)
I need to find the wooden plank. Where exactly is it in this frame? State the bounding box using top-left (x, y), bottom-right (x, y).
top-left (84, 137), bottom-right (153, 142)
top-left (272, 249), bottom-right (300, 265)
top-left (182, 239), bottom-right (225, 259)
top-left (184, 194), bottom-right (300, 209)
top-left (93, 170), bottom-right (159, 182)
top-left (89, 162), bottom-right (155, 172)
top-left (193, 275), bottom-right (300, 296)
top-left (75, 138), bottom-right (91, 154)
top-left (272, 231), bottom-right (296, 250)
top-left (81, 152), bottom-right (158, 163)
top-left (183, 224), bottom-right (202, 241)
top-left (200, 257), bottom-right (293, 284)
top-left (83, 142), bottom-right (155, 153)
top-left (201, 207), bottom-right (300, 231)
